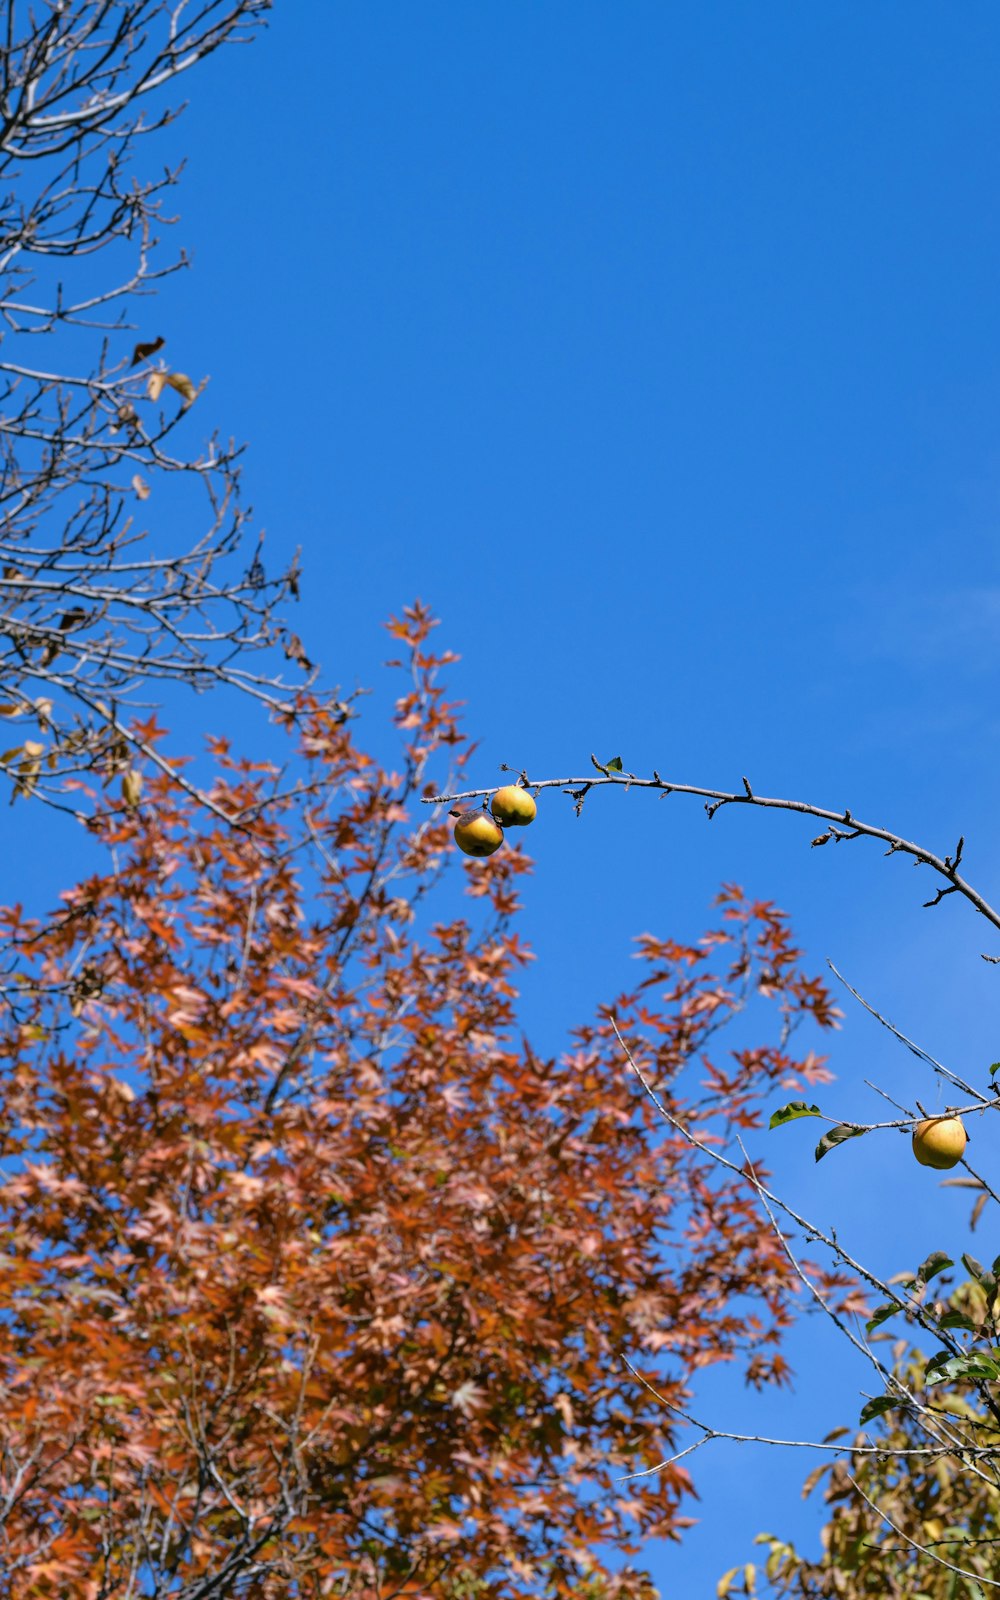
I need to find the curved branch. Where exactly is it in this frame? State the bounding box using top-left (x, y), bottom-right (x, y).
top-left (423, 764), bottom-right (1000, 938)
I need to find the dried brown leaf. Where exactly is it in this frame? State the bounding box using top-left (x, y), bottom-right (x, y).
top-left (130, 335), bottom-right (165, 367)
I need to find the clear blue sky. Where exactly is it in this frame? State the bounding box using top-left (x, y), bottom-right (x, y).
top-left (18, 3), bottom-right (1000, 1589)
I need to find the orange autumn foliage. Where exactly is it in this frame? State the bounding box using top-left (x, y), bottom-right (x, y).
top-left (0, 605), bottom-right (843, 1599)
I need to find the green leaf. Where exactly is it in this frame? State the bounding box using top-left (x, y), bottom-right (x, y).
top-left (962, 1253), bottom-right (985, 1281)
top-left (921, 1350), bottom-right (953, 1376)
top-left (924, 1349), bottom-right (1000, 1387)
top-left (858, 1394), bottom-right (899, 1426)
top-left (814, 1123), bottom-right (865, 1162)
top-left (769, 1101), bottom-right (823, 1130)
top-left (590, 753), bottom-right (624, 776)
top-left (936, 1310), bottom-right (980, 1333)
top-left (865, 1302), bottom-right (903, 1335)
top-left (989, 1062), bottom-right (1000, 1079)
top-left (916, 1250), bottom-right (954, 1286)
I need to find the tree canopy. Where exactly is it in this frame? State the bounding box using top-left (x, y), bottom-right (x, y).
top-left (0, 606), bottom-right (843, 1598)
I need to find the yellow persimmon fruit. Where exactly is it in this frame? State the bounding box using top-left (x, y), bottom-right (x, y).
top-left (451, 807), bottom-right (504, 858)
top-left (911, 1115), bottom-right (967, 1170)
top-left (490, 785), bottom-right (537, 827)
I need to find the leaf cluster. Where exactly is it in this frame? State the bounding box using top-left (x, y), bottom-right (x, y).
top-left (733, 1279), bottom-right (1000, 1599)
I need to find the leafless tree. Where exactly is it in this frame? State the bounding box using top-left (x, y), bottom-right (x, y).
top-left (0, 0), bottom-right (316, 818)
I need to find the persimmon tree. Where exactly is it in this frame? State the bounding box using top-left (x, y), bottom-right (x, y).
top-left (0, 607), bottom-right (845, 1598)
top-left (426, 762), bottom-right (1000, 1594)
top-left (0, 0), bottom-right (316, 819)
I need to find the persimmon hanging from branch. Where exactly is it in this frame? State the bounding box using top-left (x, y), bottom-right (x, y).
top-left (423, 758), bottom-right (999, 941)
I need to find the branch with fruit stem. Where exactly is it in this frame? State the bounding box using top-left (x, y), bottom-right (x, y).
top-left (612, 1021), bottom-right (956, 1357)
top-left (783, 1102), bottom-right (998, 1133)
top-left (613, 1020), bottom-right (1000, 1502)
top-left (423, 760), bottom-right (1000, 944)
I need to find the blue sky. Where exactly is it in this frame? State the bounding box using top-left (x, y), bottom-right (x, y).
top-left (13, 2), bottom-right (1000, 1589)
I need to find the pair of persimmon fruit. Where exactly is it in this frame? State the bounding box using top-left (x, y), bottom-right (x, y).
top-left (450, 785), bottom-right (537, 856)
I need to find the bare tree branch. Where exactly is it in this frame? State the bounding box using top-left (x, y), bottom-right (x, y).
top-left (423, 762), bottom-right (1000, 939)
top-left (0, 2), bottom-right (328, 815)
